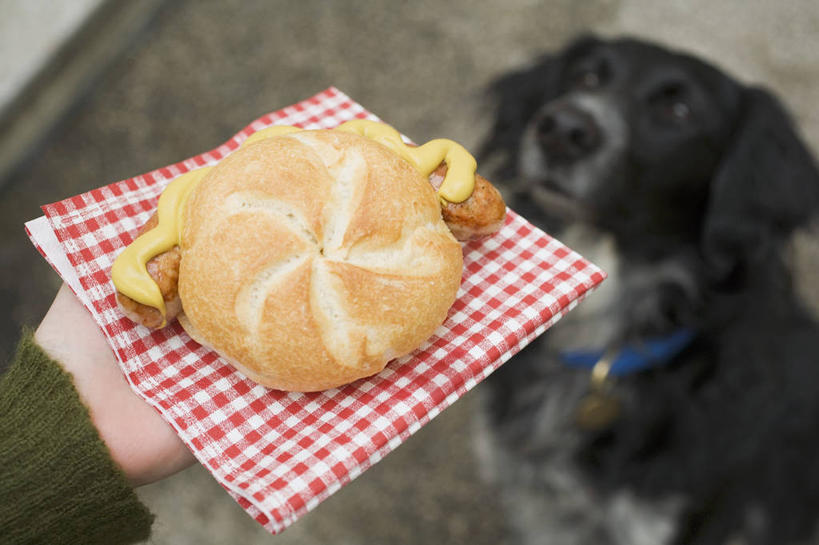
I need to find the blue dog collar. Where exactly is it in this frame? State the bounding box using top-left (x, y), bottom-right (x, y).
top-left (560, 328), bottom-right (696, 377)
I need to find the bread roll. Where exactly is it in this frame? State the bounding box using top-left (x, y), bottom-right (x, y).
top-left (177, 129), bottom-right (463, 391)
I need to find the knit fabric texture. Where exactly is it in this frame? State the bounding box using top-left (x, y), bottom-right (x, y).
top-left (0, 330), bottom-right (153, 544)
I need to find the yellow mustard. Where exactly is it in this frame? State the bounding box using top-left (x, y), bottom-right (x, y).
top-left (112, 120), bottom-right (477, 322)
top-left (241, 120), bottom-right (477, 203)
top-left (111, 166), bottom-right (211, 324)
top-left (240, 124), bottom-right (302, 146)
top-left (334, 120), bottom-right (476, 204)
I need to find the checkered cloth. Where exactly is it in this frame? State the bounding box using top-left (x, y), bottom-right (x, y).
top-left (25, 87), bottom-right (605, 533)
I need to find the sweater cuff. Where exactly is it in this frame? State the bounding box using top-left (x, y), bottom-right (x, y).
top-left (0, 330), bottom-right (154, 545)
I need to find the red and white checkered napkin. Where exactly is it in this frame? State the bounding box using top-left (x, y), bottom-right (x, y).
top-left (25, 87), bottom-right (605, 533)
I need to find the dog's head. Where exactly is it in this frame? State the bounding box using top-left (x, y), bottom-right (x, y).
top-left (481, 35), bottom-right (819, 281)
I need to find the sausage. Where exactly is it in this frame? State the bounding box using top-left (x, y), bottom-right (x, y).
top-left (115, 165), bottom-right (505, 327)
top-left (430, 164), bottom-right (507, 241)
top-left (115, 213), bottom-right (182, 328)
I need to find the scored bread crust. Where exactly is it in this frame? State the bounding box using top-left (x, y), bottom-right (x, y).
top-left (177, 129), bottom-right (464, 391)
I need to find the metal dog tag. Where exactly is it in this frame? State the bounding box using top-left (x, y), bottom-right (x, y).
top-left (574, 350), bottom-right (621, 432)
top-left (575, 390), bottom-right (621, 431)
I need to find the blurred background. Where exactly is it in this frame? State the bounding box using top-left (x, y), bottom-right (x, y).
top-left (2, 0), bottom-right (819, 543)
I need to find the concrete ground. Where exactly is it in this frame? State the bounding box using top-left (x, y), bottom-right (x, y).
top-left (2, 0), bottom-right (819, 543)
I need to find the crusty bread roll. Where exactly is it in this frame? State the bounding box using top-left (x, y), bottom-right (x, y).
top-left (176, 129), bottom-right (463, 391)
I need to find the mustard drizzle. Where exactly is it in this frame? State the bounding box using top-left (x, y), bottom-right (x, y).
top-left (112, 120), bottom-right (477, 322)
top-left (334, 120), bottom-right (476, 204)
top-left (111, 166), bottom-right (212, 324)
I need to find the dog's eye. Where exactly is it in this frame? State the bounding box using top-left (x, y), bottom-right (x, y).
top-left (570, 60), bottom-right (610, 90)
top-left (650, 83), bottom-right (692, 123)
top-left (577, 70), bottom-right (601, 89)
top-left (670, 101), bottom-right (690, 120)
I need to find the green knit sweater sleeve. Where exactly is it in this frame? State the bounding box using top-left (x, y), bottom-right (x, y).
top-left (0, 331), bottom-right (154, 545)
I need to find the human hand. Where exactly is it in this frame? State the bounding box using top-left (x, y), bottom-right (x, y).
top-left (35, 284), bottom-right (196, 486)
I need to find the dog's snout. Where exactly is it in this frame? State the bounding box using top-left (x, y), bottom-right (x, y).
top-left (535, 104), bottom-right (602, 162)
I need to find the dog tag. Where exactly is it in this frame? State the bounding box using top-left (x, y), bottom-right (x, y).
top-left (575, 391), bottom-right (621, 431)
top-left (574, 351), bottom-right (620, 431)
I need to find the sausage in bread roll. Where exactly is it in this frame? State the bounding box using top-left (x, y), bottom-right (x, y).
top-left (112, 121), bottom-right (505, 391)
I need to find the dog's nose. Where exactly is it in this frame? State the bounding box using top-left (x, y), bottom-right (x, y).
top-left (535, 105), bottom-right (602, 161)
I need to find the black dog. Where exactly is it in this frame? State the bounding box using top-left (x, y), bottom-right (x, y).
top-left (475, 36), bottom-right (819, 545)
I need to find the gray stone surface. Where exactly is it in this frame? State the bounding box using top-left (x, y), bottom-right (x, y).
top-left (2, 0), bottom-right (818, 543)
top-left (0, 0), bottom-right (104, 115)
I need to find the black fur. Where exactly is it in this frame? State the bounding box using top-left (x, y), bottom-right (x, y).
top-left (478, 36), bottom-right (819, 545)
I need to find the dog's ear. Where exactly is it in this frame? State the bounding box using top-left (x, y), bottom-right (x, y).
top-left (477, 34), bottom-right (603, 180)
top-left (703, 88), bottom-right (819, 285)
